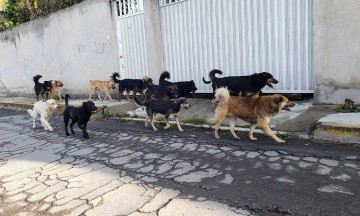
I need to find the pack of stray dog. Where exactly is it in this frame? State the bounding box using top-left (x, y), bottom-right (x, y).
top-left (26, 70), bottom-right (299, 143)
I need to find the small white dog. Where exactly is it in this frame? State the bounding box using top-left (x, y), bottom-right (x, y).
top-left (27, 99), bottom-right (58, 131)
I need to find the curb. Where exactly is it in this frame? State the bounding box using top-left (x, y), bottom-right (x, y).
top-left (0, 102), bottom-right (33, 110)
top-left (313, 125), bottom-right (360, 144)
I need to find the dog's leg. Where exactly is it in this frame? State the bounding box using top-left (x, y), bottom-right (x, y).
top-left (97, 90), bottom-right (103, 101)
top-left (70, 120), bottom-right (76, 135)
top-left (229, 116), bottom-right (239, 139)
top-left (140, 91), bottom-right (145, 99)
top-left (27, 109), bottom-right (37, 128)
top-left (32, 115), bottom-right (36, 128)
top-left (164, 115), bottom-right (171, 129)
top-left (150, 113), bottom-right (158, 131)
top-left (249, 124), bottom-right (257, 140)
top-left (89, 87), bottom-right (94, 100)
top-left (105, 90), bottom-right (114, 101)
top-left (58, 91), bottom-right (62, 101)
top-left (64, 117), bottom-right (70, 136)
top-left (126, 90), bottom-right (130, 100)
top-left (259, 120), bottom-right (285, 143)
top-left (78, 123), bottom-right (89, 139)
top-left (174, 114), bottom-right (184, 132)
top-left (145, 115), bottom-right (149, 127)
top-left (214, 109), bottom-right (227, 139)
top-left (40, 115), bottom-right (53, 131)
top-left (118, 89), bottom-right (122, 101)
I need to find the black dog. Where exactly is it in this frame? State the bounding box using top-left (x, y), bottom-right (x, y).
top-left (203, 69), bottom-right (279, 97)
top-left (159, 71), bottom-right (197, 98)
top-left (111, 72), bottom-right (153, 100)
top-left (33, 75), bottom-right (53, 101)
top-left (134, 97), bottom-right (190, 132)
top-left (63, 94), bottom-right (98, 139)
top-left (143, 79), bottom-right (179, 101)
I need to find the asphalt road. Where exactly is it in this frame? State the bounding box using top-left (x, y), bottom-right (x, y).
top-left (0, 109), bottom-right (359, 216)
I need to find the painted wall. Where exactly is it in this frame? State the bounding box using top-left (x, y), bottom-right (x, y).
top-left (0, 0), bottom-right (119, 97)
top-left (314, 0), bottom-right (360, 104)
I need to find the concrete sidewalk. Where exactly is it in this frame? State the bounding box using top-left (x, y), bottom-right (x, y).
top-left (1, 96), bottom-right (359, 144)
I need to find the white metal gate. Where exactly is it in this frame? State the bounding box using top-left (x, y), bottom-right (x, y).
top-left (113, 0), bottom-right (149, 79)
top-left (159, 0), bottom-right (314, 93)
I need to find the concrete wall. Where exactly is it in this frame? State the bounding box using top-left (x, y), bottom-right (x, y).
top-left (0, 0), bottom-right (119, 97)
top-left (314, 0), bottom-right (360, 104)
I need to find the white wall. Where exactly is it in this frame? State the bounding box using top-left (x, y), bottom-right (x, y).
top-left (0, 0), bottom-right (119, 97)
top-left (314, 0), bottom-right (360, 104)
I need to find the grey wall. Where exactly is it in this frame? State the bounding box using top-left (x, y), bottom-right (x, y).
top-left (0, 0), bottom-right (119, 97)
top-left (314, 0), bottom-right (360, 104)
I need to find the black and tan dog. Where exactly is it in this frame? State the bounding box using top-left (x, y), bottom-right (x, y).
top-left (50, 80), bottom-right (64, 101)
top-left (111, 72), bottom-right (153, 100)
top-left (203, 69), bottom-right (279, 97)
top-left (63, 94), bottom-right (98, 139)
top-left (144, 79), bottom-right (179, 101)
top-left (213, 87), bottom-right (295, 143)
top-left (159, 71), bottom-right (197, 98)
top-left (33, 75), bottom-right (53, 101)
top-left (135, 97), bottom-right (190, 132)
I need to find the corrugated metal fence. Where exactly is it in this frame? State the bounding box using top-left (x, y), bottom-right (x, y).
top-left (114, 0), bottom-right (314, 93)
top-left (159, 0), bottom-right (314, 93)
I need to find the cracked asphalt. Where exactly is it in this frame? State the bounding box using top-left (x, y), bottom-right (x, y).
top-left (0, 109), bottom-right (359, 216)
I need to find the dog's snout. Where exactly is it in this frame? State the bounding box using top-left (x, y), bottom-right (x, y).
top-left (271, 78), bottom-right (279, 84)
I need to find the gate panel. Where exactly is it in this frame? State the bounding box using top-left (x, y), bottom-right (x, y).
top-left (114, 0), bottom-right (149, 80)
top-left (159, 0), bottom-right (314, 93)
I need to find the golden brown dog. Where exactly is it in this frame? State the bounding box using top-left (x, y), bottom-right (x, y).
top-left (89, 79), bottom-right (116, 101)
top-left (50, 80), bottom-right (64, 101)
top-left (214, 87), bottom-right (295, 143)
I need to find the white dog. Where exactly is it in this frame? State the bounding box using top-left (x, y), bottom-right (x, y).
top-left (27, 99), bottom-right (58, 131)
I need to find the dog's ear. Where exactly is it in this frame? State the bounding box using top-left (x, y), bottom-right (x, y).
top-left (273, 96), bottom-right (283, 105)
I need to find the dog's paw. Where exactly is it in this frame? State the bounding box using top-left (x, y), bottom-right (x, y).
top-left (276, 139), bottom-right (285, 143)
top-left (164, 126), bottom-right (170, 129)
top-left (250, 136), bottom-right (257, 140)
top-left (179, 129), bottom-right (184, 132)
top-left (153, 128), bottom-right (158, 131)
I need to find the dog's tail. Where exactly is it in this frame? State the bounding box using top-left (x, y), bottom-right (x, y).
top-left (203, 69), bottom-right (223, 84)
top-left (27, 108), bottom-right (36, 118)
top-left (134, 96), bottom-right (146, 106)
top-left (33, 75), bottom-right (42, 84)
top-left (111, 72), bottom-right (121, 83)
top-left (214, 87), bottom-right (230, 105)
top-left (209, 69), bottom-right (222, 82)
top-left (202, 77), bottom-right (212, 84)
top-left (65, 94), bottom-right (70, 108)
top-left (159, 71), bottom-right (170, 83)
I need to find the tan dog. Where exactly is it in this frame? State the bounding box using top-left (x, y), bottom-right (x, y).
top-left (214, 87), bottom-right (295, 143)
top-left (89, 79), bottom-right (116, 101)
top-left (50, 80), bottom-right (64, 101)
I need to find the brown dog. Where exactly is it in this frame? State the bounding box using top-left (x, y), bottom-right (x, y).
top-left (214, 87), bottom-right (295, 143)
top-left (50, 80), bottom-right (64, 101)
top-left (89, 80), bottom-right (116, 101)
